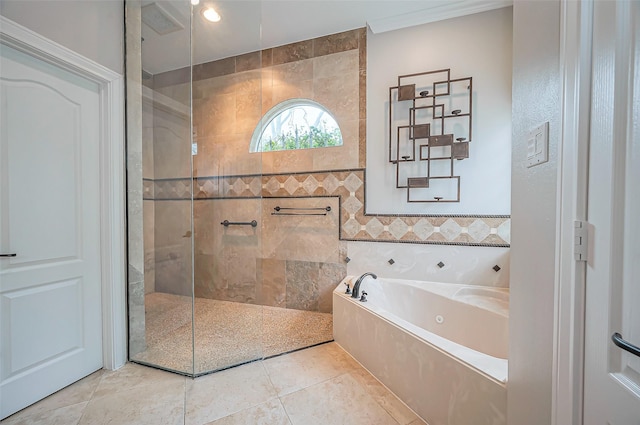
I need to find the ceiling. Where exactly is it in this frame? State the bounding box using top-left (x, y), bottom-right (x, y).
top-left (140, 0), bottom-right (512, 75)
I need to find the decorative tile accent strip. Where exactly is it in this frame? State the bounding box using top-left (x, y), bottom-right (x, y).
top-left (150, 169), bottom-right (510, 247)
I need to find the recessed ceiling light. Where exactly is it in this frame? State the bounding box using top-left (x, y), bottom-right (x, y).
top-left (191, 0), bottom-right (199, 5)
top-left (202, 7), bottom-right (221, 22)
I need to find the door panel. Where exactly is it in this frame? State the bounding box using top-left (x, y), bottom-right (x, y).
top-left (5, 81), bottom-right (80, 264)
top-left (583, 1), bottom-right (640, 423)
top-left (4, 278), bottom-right (83, 372)
top-left (0, 42), bottom-right (103, 419)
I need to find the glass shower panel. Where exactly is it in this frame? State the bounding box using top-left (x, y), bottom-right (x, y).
top-left (191, 1), bottom-right (264, 374)
top-left (127, 0), bottom-right (339, 378)
top-left (126, 0), bottom-right (195, 375)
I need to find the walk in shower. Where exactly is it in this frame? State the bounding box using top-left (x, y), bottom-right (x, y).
top-left (125, 0), bottom-right (346, 376)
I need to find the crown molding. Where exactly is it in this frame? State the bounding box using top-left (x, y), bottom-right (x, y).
top-left (367, 0), bottom-right (513, 34)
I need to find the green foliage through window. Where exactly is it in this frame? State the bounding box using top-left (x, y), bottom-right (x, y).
top-left (251, 100), bottom-right (343, 153)
top-left (260, 125), bottom-right (342, 151)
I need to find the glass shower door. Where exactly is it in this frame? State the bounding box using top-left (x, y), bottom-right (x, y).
top-left (191, 1), bottom-right (264, 374)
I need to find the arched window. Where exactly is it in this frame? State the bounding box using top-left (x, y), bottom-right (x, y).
top-left (250, 99), bottom-right (343, 152)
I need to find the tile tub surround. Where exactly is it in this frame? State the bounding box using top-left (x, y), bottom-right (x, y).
top-left (346, 240), bottom-right (510, 288)
top-left (132, 293), bottom-right (333, 375)
top-left (334, 277), bottom-right (507, 425)
top-left (1, 343), bottom-right (427, 425)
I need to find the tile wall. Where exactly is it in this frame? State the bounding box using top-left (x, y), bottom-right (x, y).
top-left (141, 27), bottom-right (510, 315)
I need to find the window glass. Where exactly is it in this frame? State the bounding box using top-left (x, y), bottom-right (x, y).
top-left (251, 99), bottom-right (343, 152)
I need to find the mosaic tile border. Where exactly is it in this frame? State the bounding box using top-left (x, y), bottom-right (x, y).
top-left (144, 169), bottom-right (510, 247)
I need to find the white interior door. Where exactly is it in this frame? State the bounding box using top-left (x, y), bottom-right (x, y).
top-left (583, 1), bottom-right (640, 423)
top-left (0, 41), bottom-right (103, 419)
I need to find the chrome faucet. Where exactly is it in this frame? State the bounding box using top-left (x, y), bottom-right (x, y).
top-left (351, 272), bottom-right (377, 299)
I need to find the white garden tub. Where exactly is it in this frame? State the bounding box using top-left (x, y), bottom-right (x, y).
top-left (333, 276), bottom-right (508, 425)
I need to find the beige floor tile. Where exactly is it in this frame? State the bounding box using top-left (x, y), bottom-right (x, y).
top-left (280, 373), bottom-right (398, 425)
top-left (1, 345), bottom-right (422, 425)
top-left (263, 342), bottom-right (357, 396)
top-left (93, 362), bottom-right (185, 398)
top-left (185, 361), bottom-right (277, 425)
top-left (1, 370), bottom-right (102, 423)
top-left (203, 399), bottom-right (292, 425)
top-left (0, 401), bottom-right (87, 425)
top-left (78, 379), bottom-right (185, 425)
top-left (349, 367), bottom-right (419, 425)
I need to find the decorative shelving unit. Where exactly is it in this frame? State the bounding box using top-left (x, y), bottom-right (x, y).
top-left (388, 68), bottom-right (473, 203)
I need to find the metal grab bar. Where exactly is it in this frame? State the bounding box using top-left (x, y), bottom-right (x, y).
top-left (612, 332), bottom-right (640, 358)
top-left (274, 206), bottom-right (331, 212)
top-left (272, 212), bottom-right (328, 216)
top-left (220, 220), bottom-right (258, 228)
top-left (272, 206), bottom-right (331, 216)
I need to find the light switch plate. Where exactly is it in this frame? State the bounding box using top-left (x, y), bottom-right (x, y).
top-left (526, 122), bottom-right (549, 168)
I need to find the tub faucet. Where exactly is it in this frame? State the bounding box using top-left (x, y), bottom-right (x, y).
top-left (351, 272), bottom-right (377, 299)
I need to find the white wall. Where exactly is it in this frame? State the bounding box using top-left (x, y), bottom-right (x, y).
top-left (508, 1), bottom-right (561, 424)
top-left (366, 7), bottom-right (512, 215)
top-left (0, 0), bottom-right (123, 75)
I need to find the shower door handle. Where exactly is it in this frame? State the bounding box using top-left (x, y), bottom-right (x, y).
top-left (0, 253), bottom-right (17, 257)
top-left (612, 332), bottom-right (640, 358)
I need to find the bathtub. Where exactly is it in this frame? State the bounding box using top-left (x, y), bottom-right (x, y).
top-left (333, 276), bottom-right (508, 425)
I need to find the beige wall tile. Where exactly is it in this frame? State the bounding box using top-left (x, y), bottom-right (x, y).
top-left (259, 258), bottom-right (286, 307)
top-left (317, 262), bottom-right (346, 313)
top-left (313, 29), bottom-right (361, 57)
top-left (235, 51), bottom-right (262, 73)
top-left (268, 80), bottom-right (314, 107)
top-left (198, 92), bottom-right (237, 137)
top-left (271, 59), bottom-right (314, 84)
top-left (313, 73), bottom-right (359, 122)
top-left (194, 56), bottom-right (235, 81)
top-left (154, 201), bottom-right (193, 296)
top-left (261, 198), bottom-right (340, 263)
top-left (272, 40), bottom-right (313, 65)
top-left (143, 200), bottom-right (155, 294)
top-left (285, 261), bottom-right (319, 311)
top-left (152, 107), bottom-right (191, 179)
top-left (313, 50), bottom-right (359, 79)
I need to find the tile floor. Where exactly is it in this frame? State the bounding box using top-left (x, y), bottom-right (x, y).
top-left (1, 342), bottom-right (427, 425)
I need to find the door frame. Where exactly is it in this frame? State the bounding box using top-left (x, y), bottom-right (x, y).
top-left (552, 0), bottom-right (621, 423)
top-left (0, 16), bottom-right (127, 371)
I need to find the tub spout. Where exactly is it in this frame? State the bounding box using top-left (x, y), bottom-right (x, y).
top-left (351, 272), bottom-right (377, 299)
